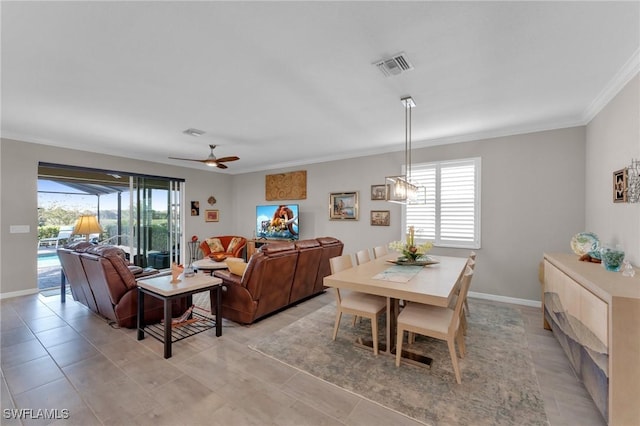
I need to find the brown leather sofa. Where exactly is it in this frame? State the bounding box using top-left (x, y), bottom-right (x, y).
top-left (58, 242), bottom-right (187, 328)
top-left (213, 237), bottom-right (343, 324)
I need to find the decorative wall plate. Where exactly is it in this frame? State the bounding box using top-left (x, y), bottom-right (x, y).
top-left (570, 232), bottom-right (600, 256)
top-left (207, 196), bottom-right (216, 205)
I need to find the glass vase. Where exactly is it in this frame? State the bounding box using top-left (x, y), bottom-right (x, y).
top-left (600, 245), bottom-right (625, 272)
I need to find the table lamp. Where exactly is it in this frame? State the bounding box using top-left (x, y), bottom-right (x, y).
top-left (72, 215), bottom-right (103, 242)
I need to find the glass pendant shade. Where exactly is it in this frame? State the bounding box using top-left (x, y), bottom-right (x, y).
top-left (385, 175), bottom-right (426, 204)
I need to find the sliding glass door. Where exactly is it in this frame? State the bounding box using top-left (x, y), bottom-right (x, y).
top-left (129, 177), bottom-right (183, 268)
top-left (38, 162), bottom-right (184, 270)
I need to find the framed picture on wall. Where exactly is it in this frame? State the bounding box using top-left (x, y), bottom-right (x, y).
top-left (370, 210), bottom-right (390, 226)
top-left (205, 209), bottom-right (219, 222)
top-left (371, 184), bottom-right (387, 200)
top-left (613, 168), bottom-right (627, 203)
top-left (190, 201), bottom-right (200, 216)
top-left (329, 191), bottom-right (359, 220)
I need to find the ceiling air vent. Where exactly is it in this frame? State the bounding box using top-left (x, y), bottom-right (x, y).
top-left (373, 52), bottom-right (414, 77)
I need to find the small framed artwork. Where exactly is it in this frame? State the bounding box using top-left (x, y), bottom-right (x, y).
top-left (370, 210), bottom-right (390, 226)
top-left (371, 184), bottom-right (387, 200)
top-left (205, 209), bottom-right (219, 222)
top-left (613, 168), bottom-right (627, 203)
top-left (329, 191), bottom-right (359, 220)
top-left (190, 201), bottom-right (200, 216)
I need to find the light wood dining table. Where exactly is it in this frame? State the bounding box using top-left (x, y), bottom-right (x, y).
top-left (323, 253), bottom-right (468, 365)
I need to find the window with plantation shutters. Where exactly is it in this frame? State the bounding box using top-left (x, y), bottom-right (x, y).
top-left (405, 157), bottom-right (481, 249)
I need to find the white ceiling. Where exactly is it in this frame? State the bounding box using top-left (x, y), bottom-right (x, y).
top-left (2, 1), bottom-right (639, 174)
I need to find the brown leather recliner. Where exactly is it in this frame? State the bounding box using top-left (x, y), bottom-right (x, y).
top-left (289, 239), bottom-right (323, 304)
top-left (314, 237), bottom-right (345, 294)
top-left (214, 237), bottom-right (343, 324)
top-left (57, 241), bottom-right (98, 312)
top-left (61, 245), bottom-right (187, 328)
top-left (214, 242), bottom-right (299, 324)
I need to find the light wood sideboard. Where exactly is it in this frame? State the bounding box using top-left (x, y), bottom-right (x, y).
top-left (542, 253), bottom-right (640, 426)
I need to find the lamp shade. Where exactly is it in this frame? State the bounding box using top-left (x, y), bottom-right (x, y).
top-left (72, 215), bottom-right (103, 238)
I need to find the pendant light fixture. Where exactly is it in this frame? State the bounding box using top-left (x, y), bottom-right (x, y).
top-left (385, 96), bottom-right (426, 204)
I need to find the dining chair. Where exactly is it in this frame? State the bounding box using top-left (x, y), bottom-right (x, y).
top-left (446, 254), bottom-right (476, 335)
top-left (330, 254), bottom-right (387, 355)
top-left (355, 249), bottom-right (371, 265)
top-left (373, 245), bottom-right (389, 259)
top-left (396, 266), bottom-right (474, 384)
top-left (464, 251), bottom-right (477, 314)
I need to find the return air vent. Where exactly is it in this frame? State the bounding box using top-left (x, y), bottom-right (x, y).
top-left (373, 52), bottom-right (414, 77)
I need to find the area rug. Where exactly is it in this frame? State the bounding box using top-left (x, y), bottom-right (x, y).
top-left (249, 300), bottom-right (548, 426)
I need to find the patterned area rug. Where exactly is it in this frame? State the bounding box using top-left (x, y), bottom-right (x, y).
top-left (249, 300), bottom-right (547, 426)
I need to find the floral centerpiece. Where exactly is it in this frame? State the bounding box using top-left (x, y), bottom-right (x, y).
top-left (388, 226), bottom-right (433, 262)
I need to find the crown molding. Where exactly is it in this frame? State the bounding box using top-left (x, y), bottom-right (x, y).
top-left (582, 47), bottom-right (640, 123)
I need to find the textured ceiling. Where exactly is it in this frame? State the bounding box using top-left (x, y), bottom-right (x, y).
top-left (2, 1), bottom-right (639, 174)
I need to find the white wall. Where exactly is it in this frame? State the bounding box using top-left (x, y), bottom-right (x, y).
top-left (231, 126), bottom-right (586, 302)
top-left (1, 126), bottom-right (585, 302)
top-left (585, 73), bottom-right (640, 265)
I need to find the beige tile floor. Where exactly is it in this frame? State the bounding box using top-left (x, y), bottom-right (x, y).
top-left (1, 291), bottom-right (605, 426)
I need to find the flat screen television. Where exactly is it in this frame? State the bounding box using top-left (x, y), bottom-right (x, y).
top-left (256, 204), bottom-right (299, 240)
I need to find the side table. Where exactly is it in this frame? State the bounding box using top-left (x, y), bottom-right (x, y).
top-left (137, 272), bottom-right (222, 358)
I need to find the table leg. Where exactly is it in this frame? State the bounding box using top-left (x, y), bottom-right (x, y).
top-left (163, 298), bottom-right (172, 359)
top-left (211, 285), bottom-right (222, 337)
top-left (60, 270), bottom-right (66, 303)
top-left (137, 289), bottom-right (145, 340)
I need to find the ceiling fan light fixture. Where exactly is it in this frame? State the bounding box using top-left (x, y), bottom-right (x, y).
top-left (183, 128), bottom-right (205, 137)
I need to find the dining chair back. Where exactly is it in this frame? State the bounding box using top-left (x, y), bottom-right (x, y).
top-left (395, 266), bottom-right (474, 383)
top-left (329, 254), bottom-right (387, 356)
top-left (373, 245), bottom-right (389, 259)
top-left (355, 249), bottom-right (371, 265)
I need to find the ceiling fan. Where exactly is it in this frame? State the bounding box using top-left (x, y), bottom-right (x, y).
top-left (169, 144), bottom-right (239, 169)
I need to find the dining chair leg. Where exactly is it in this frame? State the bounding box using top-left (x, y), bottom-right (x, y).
top-left (461, 310), bottom-right (468, 335)
top-left (371, 314), bottom-right (379, 356)
top-left (395, 327), bottom-right (404, 367)
top-left (332, 311), bottom-right (342, 340)
top-left (408, 331), bottom-right (415, 344)
top-left (456, 328), bottom-right (466, 358)
top-left (447, 339), bottom-right (462, 384)
top-left (352, 315), bottom-right (358, 326)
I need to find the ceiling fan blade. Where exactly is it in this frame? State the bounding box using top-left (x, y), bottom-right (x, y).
top-left (216, 163), bottom-right (228, 169)
top-left (168, 156), bottom-right (205, 162)
top-left (215, 156), bottom-right (240, 163)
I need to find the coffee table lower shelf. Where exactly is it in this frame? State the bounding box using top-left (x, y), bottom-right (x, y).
top-left (141, 311), bottom-right (217, 345)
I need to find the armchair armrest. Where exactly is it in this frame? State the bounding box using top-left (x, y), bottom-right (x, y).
top-left (213, 269), bottom-right (243, 287)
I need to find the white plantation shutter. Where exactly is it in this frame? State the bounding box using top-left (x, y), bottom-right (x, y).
top-left (406, 158), bottom-right (481, 249)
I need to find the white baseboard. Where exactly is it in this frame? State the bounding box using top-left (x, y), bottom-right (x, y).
top-left (468, 291), bottom-right (541, 308)
top-left (0, 288), bottom-right (39, 300)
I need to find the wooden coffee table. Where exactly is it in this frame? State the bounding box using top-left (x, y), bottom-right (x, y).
top-left (137, 272), bottom-right (222, 358)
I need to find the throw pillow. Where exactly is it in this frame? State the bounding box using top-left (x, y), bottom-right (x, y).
top-left (226, 237), bottom-right (243, 254)
top-left (226, 258), bottom-right (247, 276)
top-left (206, 238), bottom-right (224, 254)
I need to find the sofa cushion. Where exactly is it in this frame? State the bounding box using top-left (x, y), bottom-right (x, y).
top-left (226, 237), bottom-right (243, 254)
top-left (205, 238), bottom-right (224, 254)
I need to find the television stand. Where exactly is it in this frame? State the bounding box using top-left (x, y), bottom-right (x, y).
top-left (246, 238), bottom-right (291, 258)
